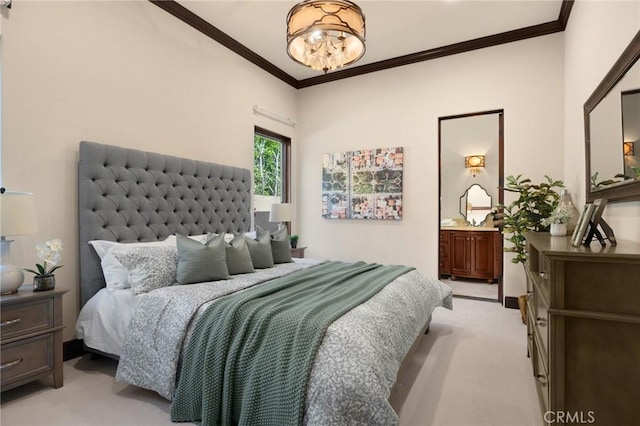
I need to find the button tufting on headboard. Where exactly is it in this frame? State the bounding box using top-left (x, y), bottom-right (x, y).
top-left (78, 141), bottom-right (252, 306)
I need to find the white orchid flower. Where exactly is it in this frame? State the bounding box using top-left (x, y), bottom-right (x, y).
top-left (24, 239), bottom-right (65, 277)
top-left (47, 239), bottom-right (64, 252)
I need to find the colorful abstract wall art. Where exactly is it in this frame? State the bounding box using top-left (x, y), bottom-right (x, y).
top-left (322, 147), bottom-right (403, 220)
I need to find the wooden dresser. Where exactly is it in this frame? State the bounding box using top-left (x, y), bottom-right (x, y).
top-left (439, 227), bottom-right (502, 283)
top-left (1, 288), bottom-right (67, 392)
top-left (524, 232), bottom-right (640, 425)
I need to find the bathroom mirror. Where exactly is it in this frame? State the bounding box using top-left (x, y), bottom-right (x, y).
top-left (459, 184), bottom-right (492, 226)
top-left (585, 30), bottom-right (640, 202)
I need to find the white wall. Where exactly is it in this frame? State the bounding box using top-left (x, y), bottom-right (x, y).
top-left (563, 0), bottom-right (640, 242)
top-left (297, 34), bottom-right (565, 301)
top-left (0, 1), bottom-right (297, 340)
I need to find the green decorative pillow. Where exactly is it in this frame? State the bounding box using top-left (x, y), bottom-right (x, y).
top-left (176, 233), bottom-right (229, 284)
top-left (245, 229), bottom-right (274, 269)
top-left (261, 226), bottom-right (292, 264)
top-left (225, 234), bottom-right (255, 275)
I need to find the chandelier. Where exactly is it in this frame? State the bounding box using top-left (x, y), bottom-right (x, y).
top-left (286, 0), bottom-right (366, 73)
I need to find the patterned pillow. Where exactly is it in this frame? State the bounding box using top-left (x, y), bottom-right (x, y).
top-left (110, 245), bottom-right (178, 294)
top-left (246, 229), bottom-right (274, 269)
top-left (89, 237), bottom-right (175, 289)
top-left (176, 234), bottom-right (229, 284)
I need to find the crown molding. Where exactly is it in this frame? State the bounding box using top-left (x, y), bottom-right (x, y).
top-left (151, 0), bottom-right (574, 90)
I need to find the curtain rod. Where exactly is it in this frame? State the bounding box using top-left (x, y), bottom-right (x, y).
top-left (253, 105), bottom-right (297, 127)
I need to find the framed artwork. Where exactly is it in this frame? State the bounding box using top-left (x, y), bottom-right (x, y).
top-left (322, 147), bottom-right (403, 220)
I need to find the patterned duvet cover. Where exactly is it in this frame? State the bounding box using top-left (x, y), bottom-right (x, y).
top-left (115, 259), bottom-right (452, 425)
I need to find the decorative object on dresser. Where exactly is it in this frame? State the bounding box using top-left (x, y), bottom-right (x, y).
top-left (524, 232), bottom-right (640, 425)
top-left (552, 189), bottom-right (579, 233)
top-left (0, 188), bottom-right (39, 295)
top-left (439, 228), bottom-right (502, 283)
top-left (501, 175), bottom-right (564, 264)
top-left (571, 199), bottom-right (616, 247)
top-left (23, 239), bottom-right (64, 292)
top-left (1, 289), bottom-right (67, 391)
top-left (540, 209), bottom-right (573, 237)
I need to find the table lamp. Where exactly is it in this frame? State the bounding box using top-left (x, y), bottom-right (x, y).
top-left (0, 189), bottom-right (38, 294)
top-left (269, 203), bottom-right (293, 229)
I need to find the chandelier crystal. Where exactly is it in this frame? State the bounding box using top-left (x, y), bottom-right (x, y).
top-left (287, 0), bottom-right (366, 73)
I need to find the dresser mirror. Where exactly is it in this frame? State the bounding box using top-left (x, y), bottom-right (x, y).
top-left (585, 30), bottom-right (640, 202)
top-left (459, 184), bottom-right (492, 226)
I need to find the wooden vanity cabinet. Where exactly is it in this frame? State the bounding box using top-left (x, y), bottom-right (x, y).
top-left (439, 228), bottom-right (501, 282)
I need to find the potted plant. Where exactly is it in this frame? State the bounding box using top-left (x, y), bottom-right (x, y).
top-left (540, 209), bottom-right (573, 237)
top-left (289, 234), bottom-right (299, 249)
top-left (23, 239), bottom-right (64, 291)
top-left (502, 175), bottom-right (564, 264)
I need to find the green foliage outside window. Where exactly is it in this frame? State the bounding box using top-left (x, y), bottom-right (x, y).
top-left (254, 135), bottom-right (282, 197)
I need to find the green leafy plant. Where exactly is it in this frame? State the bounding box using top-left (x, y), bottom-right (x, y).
top-left (23, 239), bottom-right (64, 277)
top-left (289, 234), bottom-right (299, 248)
top-left (502, 175), bottom-right (564, 264)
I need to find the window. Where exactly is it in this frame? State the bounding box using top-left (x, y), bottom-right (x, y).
top-left (253, 127), bottom-right (290, 231)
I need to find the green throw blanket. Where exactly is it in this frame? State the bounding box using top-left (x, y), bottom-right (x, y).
top-left (170, 261), bottom-right (414, 426)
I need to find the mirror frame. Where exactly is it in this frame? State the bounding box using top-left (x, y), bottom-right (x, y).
top-left (584, 30), bottom-right (640, 203)
top-left (459, 183), bottom-right (492, 226)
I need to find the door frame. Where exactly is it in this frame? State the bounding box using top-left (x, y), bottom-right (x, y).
top-left (438, 109), bottom-right (504, 303)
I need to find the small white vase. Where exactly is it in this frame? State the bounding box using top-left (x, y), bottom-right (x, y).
top-left (550, 223), bottom-right (567, 237)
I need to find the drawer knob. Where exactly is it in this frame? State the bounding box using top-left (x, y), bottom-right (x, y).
top-left (536, 318), bottom-right (547, 327)
top-left (535, 373), bottom-right (548, 386)
top-left (0, 358), bottom-right (23, 370)
top-left (0, 318), bottom-right (22, 327)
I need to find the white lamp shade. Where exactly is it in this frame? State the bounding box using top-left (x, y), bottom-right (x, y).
top-left (0, 192), bottom-right (38, 236)
top-left (269, 203), bottom-right (293, 222)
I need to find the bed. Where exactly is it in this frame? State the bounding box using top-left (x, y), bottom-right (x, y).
top-left (76, 141), bottom-right (452, 425)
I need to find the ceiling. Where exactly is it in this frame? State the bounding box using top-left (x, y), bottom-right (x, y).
top-left (164, 0), bottom-right (570, 88)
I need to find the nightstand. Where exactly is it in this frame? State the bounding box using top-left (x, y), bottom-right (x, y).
top-left (291, 246), bottom-right (306, 258)
top-left (1, 288), bottom-right (67, 392)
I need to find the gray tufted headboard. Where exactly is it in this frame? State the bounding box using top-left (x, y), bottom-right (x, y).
top-left (78, 141), bottom-right (252, 306)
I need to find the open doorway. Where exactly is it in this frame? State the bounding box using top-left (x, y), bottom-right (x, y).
top-left (438, 110), bottom-right (504, 303)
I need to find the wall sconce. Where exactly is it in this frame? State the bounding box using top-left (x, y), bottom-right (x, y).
top-left (465, 155), bottom-right (485, 177)
top-left (623, 142), bottom-right (634, 156)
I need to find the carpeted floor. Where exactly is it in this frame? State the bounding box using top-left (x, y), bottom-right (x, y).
top-left (0, 298), bottom-right (542, 426)
top-left (441, 278), bottom-right (499, 300)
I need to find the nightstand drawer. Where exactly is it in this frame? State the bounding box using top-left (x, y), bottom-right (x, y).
top-left (1, 298), bottom-right (53, 342)
top-left (1, 334), bottom-right (54, 385)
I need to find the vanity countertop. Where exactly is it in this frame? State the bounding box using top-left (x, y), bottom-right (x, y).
top-left (441, 226), bottom-right (500, 232)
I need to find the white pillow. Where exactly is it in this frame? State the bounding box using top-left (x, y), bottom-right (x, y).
top-left (89, 238), bottom-right (174, 289)
top-left (110, 245), bottom-right (177, 294)
top-left (89, 237), bottom-right (174, 258)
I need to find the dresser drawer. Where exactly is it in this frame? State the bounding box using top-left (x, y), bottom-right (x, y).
top-left (533, 291), bottom-right (549, 354)
top-left (1, 298), bottom-right (54, 342)
top-left (532, 335), bottom-right (549, 415)
top-left (1, 334), bottom-right (54, 385)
